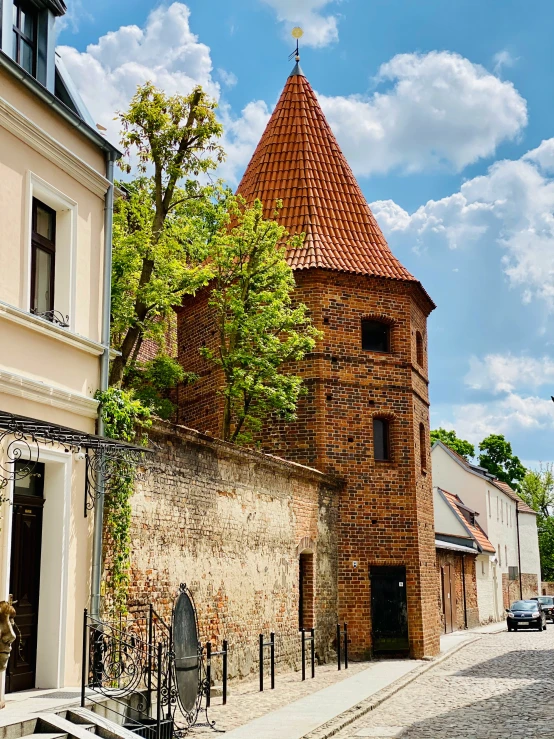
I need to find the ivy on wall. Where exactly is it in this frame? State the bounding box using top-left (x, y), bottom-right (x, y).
top-left (95, 388), bottom-right (151, 615)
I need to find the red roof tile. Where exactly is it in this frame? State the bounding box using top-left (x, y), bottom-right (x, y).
top-left (237, 66), bottom-right (433, 300)
top-left (492, 480), bottom-right (537, 515)
top-left (441, 489), bottom-right (496, 554)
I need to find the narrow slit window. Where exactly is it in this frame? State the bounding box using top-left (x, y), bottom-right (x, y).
top-left (31, 198), bottom-right (56, 317)
top-left (416, 331), bottom-right (424, 366)
top-left (361, 319), bottom-right (390, 353)
top-left (419, 423), bottom-right (427, 472)
top-left (373, 418), bottom-right (390, 461)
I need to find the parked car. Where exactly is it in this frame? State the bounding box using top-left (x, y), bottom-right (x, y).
top-left (531, 596), bottom-right (554, 622)
top-left (506, 600), bottom-right (547, 631)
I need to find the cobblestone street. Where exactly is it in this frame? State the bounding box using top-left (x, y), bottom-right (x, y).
top-left (336, 629), bottom-right (554, 739)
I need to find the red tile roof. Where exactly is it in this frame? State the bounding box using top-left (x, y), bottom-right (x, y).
top-left (440, 489), bottom-right (496, 554)
top-left (237, 65), bottom-right (433, 303)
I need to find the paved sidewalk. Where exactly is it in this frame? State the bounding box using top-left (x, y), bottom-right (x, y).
top-left (215, 622), bottom-right (506, 739)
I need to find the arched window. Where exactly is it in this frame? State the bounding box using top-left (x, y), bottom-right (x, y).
top-left (419, 423), bottom-right (427, 472)
top-left (361, 319), bottom-right (390, 353)
top-left (373, 418), bottom-right (390, 461)
top-left (416, 331), bottom-right (424, 366)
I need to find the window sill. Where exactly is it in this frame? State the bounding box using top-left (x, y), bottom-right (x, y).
top-left (0, 299), bottom-right (116, 358)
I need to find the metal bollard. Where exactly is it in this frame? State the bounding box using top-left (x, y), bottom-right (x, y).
top-left (337, 623), bottom-right (341, 670)
top-left (311, 627), bottom-right (315, 678)
top-left (222, 639), bottom-right (228, 705)
top-left (206, 642), bottom-right (212, 708)
top-left (270, 632), bottom-right (275, 690)
top-left (259, 634), bottom-right (264, 692)
top-left (301, 629), bottom-right (306, 681)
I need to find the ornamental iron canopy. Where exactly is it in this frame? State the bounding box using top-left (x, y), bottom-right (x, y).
top-left (0, 410), bottom-right (150, 515)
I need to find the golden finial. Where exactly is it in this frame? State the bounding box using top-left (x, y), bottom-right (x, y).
top-left (289, 27), bottom-right (304, 62)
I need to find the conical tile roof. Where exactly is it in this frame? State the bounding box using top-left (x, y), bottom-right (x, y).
top-left (237, 64), bottom-right (419, 284)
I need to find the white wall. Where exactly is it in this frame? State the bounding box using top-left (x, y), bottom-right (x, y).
top-left (432, 444), bottom-right (520, 621)
top-left (519, 511), bottom-right (541, 596)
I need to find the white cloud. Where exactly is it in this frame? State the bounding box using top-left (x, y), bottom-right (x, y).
top-left (260, 0), bottom-right (341, 47)
top-left (435, 393), bottom-right (554, 444)
top-left (371, 140), bottom-right (554, 308)
top-left (218, 101), bottom-right (271, 186)
top-left (317, 51), bottom-right (527, 175)
top-left (493, 50), bottom-right (518, 76)
top-left (58, 3), bottom-right (219, 147)
top-left (465, 354), bottom-right (554, 394)
top-left (218, 69), bottom-right (238, 88)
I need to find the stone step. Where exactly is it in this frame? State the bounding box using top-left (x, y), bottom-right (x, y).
top-left (22, 734), bottom-right (68, 739)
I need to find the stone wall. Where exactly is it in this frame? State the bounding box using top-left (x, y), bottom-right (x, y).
top-left (108, 423), bottom-right (341, 681)
top-left (436, 550), bottom-right (479, 631)
top-left (542, 581), bottom-right (554, 596)
top-left (502, 572), bottom-right (539, 607)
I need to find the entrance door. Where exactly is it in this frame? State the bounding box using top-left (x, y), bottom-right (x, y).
top-left (442, 565), bottom-right (455, 633)
top-left (6, 463), bottom-right (45, 693)
top-left (370, 566), bottom-right (409, 654)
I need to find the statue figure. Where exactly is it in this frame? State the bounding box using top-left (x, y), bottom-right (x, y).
top-left (0, 602), bottom-right (16, 708)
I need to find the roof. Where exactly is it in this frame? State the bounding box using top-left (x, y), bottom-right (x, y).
top-left (435, 539), bottom-right (479, 555)
top-left (439, 488), bottom-right (496, 554)
top-left (236, 65), bottom-right (434, 306)
top-left (491, 480), bottom-right (537, 515)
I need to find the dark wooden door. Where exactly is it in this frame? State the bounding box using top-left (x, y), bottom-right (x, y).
top-left (442, 565), bottom-right (454, 634)
top-left (6, 492), bottom-right (44, 693)
top-left (370, 566), bottom-right (409, 654)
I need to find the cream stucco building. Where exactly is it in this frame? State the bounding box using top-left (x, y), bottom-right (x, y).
top-left (432, 441), bottom-right (541, 624)
top-left (0, 0), bottom-right (135, 696)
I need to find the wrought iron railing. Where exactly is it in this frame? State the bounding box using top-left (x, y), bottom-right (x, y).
top-left (81, 601), bottom-right (217, 738)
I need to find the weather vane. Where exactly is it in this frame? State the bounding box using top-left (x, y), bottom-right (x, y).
top-left (289, 27), bottom-right (304, 62)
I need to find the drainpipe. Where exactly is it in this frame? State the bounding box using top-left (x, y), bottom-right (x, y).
top-left (461, 555), bottom-right (468, 629)
top-left (90, 151), bottom-right (116, 619)
top-left (516, 506), bottom-right (523, 599)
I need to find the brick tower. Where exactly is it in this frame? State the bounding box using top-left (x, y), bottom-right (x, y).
top-left (176, 62), bottom-right (440, 659)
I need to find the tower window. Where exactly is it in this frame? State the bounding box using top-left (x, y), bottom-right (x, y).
top-left (12, 0), bottom-right (37, 77)
top-left (361, 319), bottom-right (390, 353)
top-left (373, 418), bottom-right (390, 461)
top-left (416, 331), bottom-right (424, 366)
top-left (419, 423), bottom-right (427, 472)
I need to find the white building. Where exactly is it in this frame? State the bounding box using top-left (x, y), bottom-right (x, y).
top-left (432, 441), bottom-right (541, 623)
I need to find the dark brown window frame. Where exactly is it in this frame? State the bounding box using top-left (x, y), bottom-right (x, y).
top-left (12, 0), bottom-right (38, 77)
top-left (361, 318), bottom-right (392, 353)
top-left (373, 417), bottom-right (391, 462)
top-left (31, 198), bottom-right (56, 316)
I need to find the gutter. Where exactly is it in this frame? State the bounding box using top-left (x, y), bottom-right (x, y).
top-left (90, 151), bottom-right (116, 618)
top-left (0, 50), bottom-right (121, 156)
top-left (516, 505), bottom-right (523, 599)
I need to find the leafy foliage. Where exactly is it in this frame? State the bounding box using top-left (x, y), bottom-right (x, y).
top-left (520, 465), bottom-right (554, 580)
top-left (201, 197), bottom-right (321, 443)
top-left (110, 82), bottom-right (225, 389)
top-left (478, 434), bottom-right (527, 491)
top-left (96, 388), bottom-right (151, 614)
top-left (430, 428), bottom-right (475, 460)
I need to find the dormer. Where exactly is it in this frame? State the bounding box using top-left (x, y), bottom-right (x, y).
top-left (1, 0), bottom-right (66, 92)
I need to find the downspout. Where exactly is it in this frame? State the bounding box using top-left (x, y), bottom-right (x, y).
top-left (461, 554), bottom-right (468, 629)
top-left (90, 151), bottom-right (116, 619)
top-left (516, 505), bottom-right (523, 599)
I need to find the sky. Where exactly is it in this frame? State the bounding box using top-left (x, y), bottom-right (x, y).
top-left (56, 0), bottom-right (554, 468)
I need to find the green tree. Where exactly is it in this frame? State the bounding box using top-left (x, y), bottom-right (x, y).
top-left (109, 82), bottom-right (225, 390)
top-left (520, 465), bottom-right (554, 580)
top-left (201, 197), bottom-right (321, 443)
top-left (430, 428), bottom-right (475, 460)
top-left (478, 433), bottom-right (526, 491)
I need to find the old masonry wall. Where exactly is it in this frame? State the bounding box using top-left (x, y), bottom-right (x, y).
top-left (104, 423), bottom-right (341, 681)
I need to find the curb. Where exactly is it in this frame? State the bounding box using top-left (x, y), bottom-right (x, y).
top-left (301, 634), bottom-right (484, 739)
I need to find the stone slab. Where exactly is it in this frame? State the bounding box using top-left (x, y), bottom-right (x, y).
top-left (352, 728), bottom-right (405, 737)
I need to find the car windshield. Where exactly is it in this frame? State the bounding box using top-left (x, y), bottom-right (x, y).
top-left (538, 596), bottom-right (554, 605)
top-left (511, 601), bottom-right (538, 611)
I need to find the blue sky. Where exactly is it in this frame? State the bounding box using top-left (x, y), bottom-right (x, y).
top-left (57, 0), bottom-right (554, 466)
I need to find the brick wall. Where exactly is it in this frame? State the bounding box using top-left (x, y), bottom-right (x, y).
top-left (175, 269), bottom-right (440, 659)
top-left (502, 572), bottom-right (539, 606)
top-left (436, 550), bottom-right (479, 631)
top-left (542, 581), bottom-right (554, 596)
top-left (105, 423), bottom-right (341, 681)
